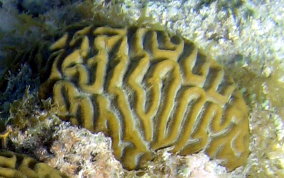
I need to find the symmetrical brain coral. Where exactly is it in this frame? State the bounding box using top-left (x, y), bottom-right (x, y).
top-left (0, 151), bottom-right (67, 177)
top-left (40, 26), bottom-right (249, 171)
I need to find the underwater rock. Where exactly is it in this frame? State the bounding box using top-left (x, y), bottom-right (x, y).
top-left (40, 25), bottom-right (249, 171)
top-left (0, 151), bottom-right (67, 177)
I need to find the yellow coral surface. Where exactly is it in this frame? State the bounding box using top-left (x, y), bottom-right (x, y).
top-left (40, 26), bottom-right (249, 171)
top-left (0, 151), bottom-right (67, 178)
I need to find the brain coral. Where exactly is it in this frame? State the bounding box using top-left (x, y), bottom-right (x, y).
top-left (0, 151), bottom-right (67, 177)
top-left (39, 26), bottom-right (249, 171)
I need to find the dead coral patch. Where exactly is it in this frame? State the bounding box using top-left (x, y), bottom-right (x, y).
top-left (44, 123), bottom-right (123, 177)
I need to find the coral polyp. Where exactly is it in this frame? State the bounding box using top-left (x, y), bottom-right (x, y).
top-left (40, 25), bottom-right (249, 170)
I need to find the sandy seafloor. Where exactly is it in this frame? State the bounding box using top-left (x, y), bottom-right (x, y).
top-left (0, 0), bottom-right (284, 177)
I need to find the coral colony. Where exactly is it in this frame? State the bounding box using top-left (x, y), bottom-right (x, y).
top-left (40, 26), bottom-right (249, 170)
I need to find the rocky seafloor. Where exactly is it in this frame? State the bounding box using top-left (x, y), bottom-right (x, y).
top-left (0, 0), bottom-right (283, 177)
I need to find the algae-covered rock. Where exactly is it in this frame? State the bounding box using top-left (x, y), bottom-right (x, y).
top-left (0, 151), bottom-right (67, 178)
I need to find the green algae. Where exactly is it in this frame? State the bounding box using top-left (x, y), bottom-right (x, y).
top-left (225, 60), bottom-right (284, 119)
top-left (9, 89), bottom-right (61, 131)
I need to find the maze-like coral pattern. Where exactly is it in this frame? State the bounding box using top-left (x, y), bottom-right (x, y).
top-left (0, 151), bottom-right (67, 178)
top-left (40, 26), bottom-right (249, 170)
